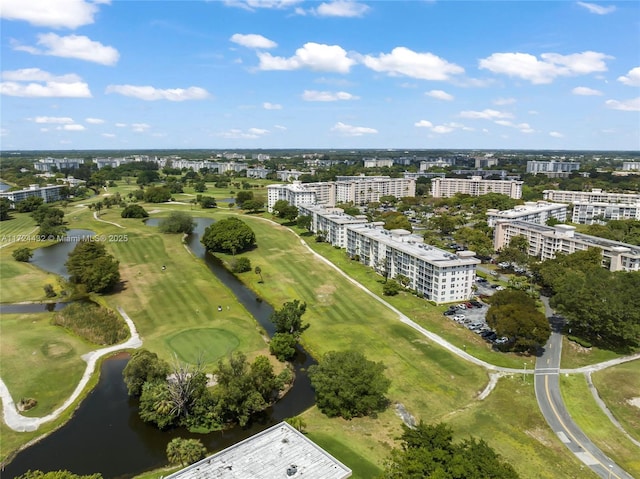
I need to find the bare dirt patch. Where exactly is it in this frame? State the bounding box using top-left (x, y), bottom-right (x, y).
top-left (41, 341), bottom-right (74, 359)
top-left (315, 283), bottom-right (336, 305)
top-left (525, 427), bottom-right (555, 448)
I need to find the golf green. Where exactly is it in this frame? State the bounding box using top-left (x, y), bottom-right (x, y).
top-left (166, 328), bottom-right (240, 364)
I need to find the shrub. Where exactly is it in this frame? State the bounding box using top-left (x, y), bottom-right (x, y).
top-left (567, 335), bottom-right (592, 348)
top-left (158, 211), bottom-right (195, 234)
top-left (269, 332), bottom-right (297, 361)
top-left (121, 204), bottom-right (149, 218)
top-left (12, 247), bottom-right (33, 262)
top-left (231, 257), bottom-right (251, 273)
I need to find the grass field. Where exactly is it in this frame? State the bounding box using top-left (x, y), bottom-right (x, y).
top-left (560, 374), bottom-right (640, 477)
top-left (167, 328), bottom-right (240, 365)
top-left (560, 337), bottom-right (624, 369)
top-left (591, 361), bottom-right (640, 444)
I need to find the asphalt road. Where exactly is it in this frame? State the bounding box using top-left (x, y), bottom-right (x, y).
top-left (534, 301), bottom-right (634, 479)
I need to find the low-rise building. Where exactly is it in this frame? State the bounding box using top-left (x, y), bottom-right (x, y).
top-left (0, 184), bottom-right (64, 206)
top-left (166, 422), bottom-right (352, 479)
top-left (571, 201), bottom-right (640, 224)
top-left (346, 223), bottom-right (480, 304)
top-left (486, 201), bottom-right (568, 227)
top-left (246, 167), bottom-right (271, 179)
top-left (363, 158), bottom-right (394, 168)
top-left (542, 188), bottom-right (640, 204)
top-left (493, 220), bottom-right (640, 272)
top-left (431, 176), bottom-right (523, 199)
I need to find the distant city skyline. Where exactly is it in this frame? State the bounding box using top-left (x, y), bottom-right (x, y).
top-left (1, 0), bottom-right (639, 151)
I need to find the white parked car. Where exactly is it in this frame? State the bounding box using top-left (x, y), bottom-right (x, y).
top-left (453, 315), bottom-right (466, 322)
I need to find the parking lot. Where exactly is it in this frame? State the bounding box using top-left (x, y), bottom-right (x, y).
top-left (442, 277), bottom-right (508, 346)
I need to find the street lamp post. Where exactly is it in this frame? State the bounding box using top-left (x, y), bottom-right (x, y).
top-left (523, 362), bottom-right (527, 384)
top-left (608, 464), bottom-right (613, 479)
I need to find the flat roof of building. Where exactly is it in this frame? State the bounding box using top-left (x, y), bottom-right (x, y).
top-left (347, 223), bottom-right (479, 266)
top-left (487, 201), bottom-right (567, 217)
top-left (165, 422), bottom-right (352, 479)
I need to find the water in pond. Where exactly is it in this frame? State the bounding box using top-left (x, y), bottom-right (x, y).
top-left (0, 302), bottom-right (68, 314)
top-left (30, 229), bottom-right (96, 278)
top-left (3, 218), bottom-right (316, 478)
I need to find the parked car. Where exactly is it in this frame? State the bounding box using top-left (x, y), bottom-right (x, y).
top-left (465, 302), bottom-right (474, 309)
top-left (453, 315), bottom-right (466, 321)
top-left (495, 336), bottom-right (509, 344)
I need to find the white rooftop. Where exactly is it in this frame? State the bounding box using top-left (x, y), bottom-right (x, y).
top-left (165, 422), bottom-right (352, 479)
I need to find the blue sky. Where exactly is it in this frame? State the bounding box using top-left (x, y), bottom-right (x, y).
top-left (1, 0), bottom-right (639, 151)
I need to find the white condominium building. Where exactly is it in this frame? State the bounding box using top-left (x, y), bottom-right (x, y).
top-left (0, 184), bottom-right (64, 206)
top-left (34, 158), bottom-right (82, 172)
top-left (267, 177), bottom-right (415, 211)
top-left (346, 223), bottom-right (480, 304)
top-left (571, 202), bottom-right (640, 225)
top-left (526, 160), bottom-right (580, 175)
top-left (431, 176), bottom-right (523, 199)
top-left (493, 221), bottom-right (640, 272)
top-left (363, 158), bottom-right (394, 168)
top-left (543, 188), bottom-right (640, 204)
top-left (486, 201), bottom-right (568, 227)
top-left (296, 205), bottom-right (368, 248)
top-left (622, 161), bottom-right (640, 171)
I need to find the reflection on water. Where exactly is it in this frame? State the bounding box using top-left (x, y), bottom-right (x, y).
top-left (30, 229), bottom-right (96, 278)
top-left (3, 218), bottom-right (316, 479)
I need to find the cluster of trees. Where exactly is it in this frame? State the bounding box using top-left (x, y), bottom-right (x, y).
top-left (380, 422), bottom-right (519, 478)
top-left (485, 290), bottom-right (550, 353)
top-left (583, 219), bottom-right (640, 246)
top-left (0, 197), bottom-right (12, 220)
top-left (195, 194), bottom-right (217, 209)
top-left (159, 211), bottom-right (196, 234)
top-left (32, 205), bottom-right (67, 237)
top-left (201, 217), bottom-right (256, 255)
top-left (13, 247), bottom-right (33, 262)
top-left (124, 349), bottom-right (291, 431)
top-left (144, 186), bottom-right (172, 203)
top-left (308, 350), bottom-right (390, 419)
top-left (65, 241), bottom-right (120, 293)
top-left (269, 300), bottom-right (309, 361)
top-left (534, 248), bottom-right (640, 348)
top-left (496, 235), bottom-right (530, 268)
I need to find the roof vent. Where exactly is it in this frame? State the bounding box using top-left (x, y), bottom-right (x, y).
top-left (286, 465), bottom-right (298, 476)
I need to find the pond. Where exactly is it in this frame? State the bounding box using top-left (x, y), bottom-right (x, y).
top-left (3, 218), bottom-right (316, 478)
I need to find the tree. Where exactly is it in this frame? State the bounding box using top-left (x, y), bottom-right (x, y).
top-left (158, 211), bottom-right (196, 234)
top-left (269, 332), bottom-right (297, 361)
top-left (166, 438), bottom-right (207, 467)
top-left (15, 196), bottom-right (44, 213)
top-left (144, 186), bottom-right (172, 203)
top-left (285, 416), bottom-right (307, 433)
top-left (65, 241), bottom-right (120, 293)
top-left (121, 204), bottom-right (149, 218)
top-left (309, 350), bottom-right (390, 419)
top-left (0, 197), bottom-right (12, 221)
top-left (198, 196), bottom-right (217, 208)
top-left (242, 199), bottom-right (264, 213)
top-left (296, 215), bottom-right (312, 231)
top-left (272, 199), bottom-right (291, 218)
top-left (123, 349), bottom-right (170, 396)
top-left (282, 205), bottom-right (299, 222)
top-left (271, 299), bottom-right (309, 337)
top-left (380, 422), bottom-right (519, 479)
top-left (235, 190), bottom-right (253, 208)
top-left (201, 217), bottom-right (256, 255)
top-left (139, 380), bottom-right (178, 429)
top-left (254, 265), bottom-right (263, 283)
top-left (13, 247), bottom-right (33, 262)
top-left (382, 279), bottom-right (401, 296)
top-left (193, 181), bottom-right (207, 193)
top-left (32, 205), bottom-right (64, 226)
top-left (383, 212), bottom-right (412, 231)
top-left (486, 290), bottom-right (550, 353)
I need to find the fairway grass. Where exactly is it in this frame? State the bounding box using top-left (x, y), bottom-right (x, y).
top-left (592, 361), bottom-right (640, 444)
top-left (560, 374), bottom-right (640, 477)
top-left (560, 336), bottom-right (625, 369)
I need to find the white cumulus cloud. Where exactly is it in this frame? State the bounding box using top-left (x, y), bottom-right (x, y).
top-left (34, 116), bottom-right (74, 124)
top-left (105, 85), bottom-right (210, 101)
top-left (60, 124), bottom-right (86, 131)
top-left (0, 68), bottom-right (91, 98)
top-left (577, 2), bottom-right (616, 15)
top-left (85, 117), bottom-right (105, 124)
top-left (605, 97), bottom-right (640, 111)
top-left (549, 131), bottom-right (564, 138)
top-left (131, 123), bottom-right (150, 132)
top-left (230, 33), bottom-right (277, 49)
top-left (102, 133), bottom-right (116, 138)
top-left (14, 33), bottom-right (119, 66)
top-left (361, 47), bottom-right (464, 81)
top-left (218, 128), bottom-right (270, 139)
top-left (425, 90), bottom-right (454, 101)
top-left (302, 90), bottom-right (359, 101)
top-left (314, 1), bottom-right (370, 17)
top-left (479, 51), bottom-right (611, 84)
top-left (223, 0), bottom-right (301, 11)
top-left (493, 97), bottom-right (516, 105)
top-left (415, 120), bottom-right (467, 134)
top-left (0, 0), bottom-right (104, 29)
top-left (258, 42), bottom-right (355, 73)
top-left (494, 120), bottom-right (534, 133)
top-left (618, 67), bottom-right (640, 87)
top-left (572, 86), bottom-right (603, 96)
top-left (459, 109), bottom-right (513, 120)
top-left (331, 122), bottom-right (377, 136)
top-left (414, 120), bottom-right (433, 128)
top-left (263, 102), bottom-right (282, 110)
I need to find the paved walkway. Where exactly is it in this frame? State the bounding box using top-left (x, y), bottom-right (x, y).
top-left (93, 211), bottom-right (124, 228)
top-left (0, 307), bottom-right (142, 432)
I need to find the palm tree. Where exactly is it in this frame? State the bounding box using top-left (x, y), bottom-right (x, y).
top-left (255, 266), bottom-right (263, 283)
top-left (166, 437), bottom-right (206, 467)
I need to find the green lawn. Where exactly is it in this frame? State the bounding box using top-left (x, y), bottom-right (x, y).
top-left (560, 374), bottom-right (640, 477)
top-left (560, 336), bottom-right (624, 369)
top-left (591, 361), bottom-right (640, 444)
top-left (167, 328), bottom-right (240, 365)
